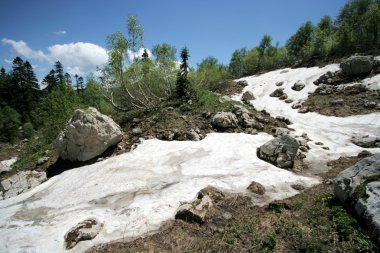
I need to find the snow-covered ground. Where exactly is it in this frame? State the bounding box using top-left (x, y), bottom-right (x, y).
top-left (0, 63), bottom-right (379, 252)
top-left (233, 64), bottom-right (380, 174)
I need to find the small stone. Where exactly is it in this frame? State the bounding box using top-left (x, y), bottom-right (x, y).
top-left (276, 81), bottom-right (284, 86)
top-left (37, 157), bottom-right (50, 165)
top-left (291, 184), bottom-right (305, 191)
top-left (255, 115), bottom-right (269, 124)
top-left (247, 181), bottom-right (266, 195)
top-left (241, 91), bottom-right (255, 103)
top-left (64, 218), bottom-right (103, 250)
top-left (298, 107), bottom-right (309, 113)
top-left (198, 186), bottom-right (225, 203)
top-left (236, 80), bottom-right (248, 86)
top-left (315, 142), bottom-right (324, 145)
top-left (358, 150), bottom-right (372, 158)
top-left (270, 88), bottom-right (284, 97)
top-left (132, 127), bottom-right (142, 136)
top-left (291, 82), bottom-right (305, 91)
top-left (300, 146), bottom-right (308, 152)
top-left (285, 99), bottom-right (293, 104)
top-left (322, 146), bottom-right (330, 150)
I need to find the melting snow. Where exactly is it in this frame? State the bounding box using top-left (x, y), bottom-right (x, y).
top-left (0, 63), bottom-right (379, 252)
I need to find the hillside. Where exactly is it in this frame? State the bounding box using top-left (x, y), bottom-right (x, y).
top-left (0, 55), bottom-right (379, 252)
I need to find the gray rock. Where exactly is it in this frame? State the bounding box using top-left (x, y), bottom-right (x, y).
top-left (247, 181), bottom-right (266, 195)
top-left (186, 129), bottom-right (202, 141)
top-left (364, 101), bottom-right (377, 109)
top-left (197, 186), bottom-right (225, 204)
top-left (352, 135), bottom-right (380, 148)
top-left (132, 127), bottom-right (142, 136)
top-left (340, 55), bottom-right (374, 77)
top-left (236, 80), bottom-right (248, 86)
top-left (269, 88), bottom-right (285, 97)
top-left (276, 81), bottom-right (284, 86)
top-left (232, 105), bottom-right (250, 116)
top-left (279, 94), bottom-right (288, 100)
top-left (55, 107), bottom-right (123, 162)
top-left (37, 156), bottom-right (49, 165)
top-left (0, 158), bottom-right (17, 174)
top-left (64, 218), bottom-right (103, 249)
top-left (241, 91), bottom-right (255, 103)
top-left (333, 154), bottom-right (380, 243)
top-left (298, 107), bottom-right (309, 113)
top-left (176, 195), bottom-right (213, 224)
top-left (343, 84), bottom-right (368, 95)
top-left (285, 99), bottom-right (293, 104)
top-left (275, 116), bottom-right (292, 125)
top-left (255, 115), bottom-right (269, 124)
top-left (257, 135), bottom-right (299, 169)
top-left (291, 82), bottom-right (305, 91)
top-left (211, 112), bottom-right (238, 129)
top-left (1, 171), bottom-right (47, 199)
top-left (272, 127), bottom-right (291, 137)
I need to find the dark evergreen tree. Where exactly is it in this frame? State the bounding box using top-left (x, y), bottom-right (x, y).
top-left (54, 61), bottom-right (65, 85)
top-left (176, 47), bottom-right (190, 98)
top-left (43, 69), bottom-right (57, 91)
top-left (64, 72), bottom-right (72, 85)
top-left (142, 49), bottom-right (149, 60)
top-left (229, 48), bottom-right (247, 78)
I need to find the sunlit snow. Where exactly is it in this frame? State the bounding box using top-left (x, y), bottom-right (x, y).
top-left (0, 63), bottom-right (379, 252)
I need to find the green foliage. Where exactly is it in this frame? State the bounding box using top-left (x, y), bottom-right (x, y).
top-left (193, 56), bottom-right (230, 92)
top-left (0, 106), bottom-right (21, 142)
top-left (22, 122), bottom-right (34, 139)
top-left (32, 85), bottom-right (81, 142)
top-left (152, 43), bottom-right (177, 63)
top-left (286, 21), bottom-right (315, 60)
top-left (229, 48), bottom-right (247, 77)
top-left (261, 233), bottom-right (276, 251)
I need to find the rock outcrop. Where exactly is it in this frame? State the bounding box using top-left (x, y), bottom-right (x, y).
top-left (211, 112), bottom-right (238, 129)
top-left (334, 154), bottom-right (380, 244)
top-left (55, 107), bottom-right (123, 162)
top-left (64, 218), bottom-right (103, 249)
top-left (257, 135), bottom-right (299, 169)
top-left (1, 170), bottom-right (47, 199)
top-left (340, 55), bottom-right (374, 77)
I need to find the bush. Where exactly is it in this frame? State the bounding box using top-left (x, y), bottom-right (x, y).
top-left (0, 106), bottom-right (21, 142)
top-left (22, 122), bottom-right (34, 139)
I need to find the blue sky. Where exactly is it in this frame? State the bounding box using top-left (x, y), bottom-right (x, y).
top-left (1, 0), bottom-right (349, 80)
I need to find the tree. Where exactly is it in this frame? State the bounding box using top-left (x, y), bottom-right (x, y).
top-left (0, 106), bottom-right (21, 142)
top-left (286, 21), bottom-right (315, 60)
top-left (176, 47), bottom-right (190, 98)
top-left (259, 34), bottom-right (272, 57)
top-left (127, 15), bottom-right (144, 55)
top-left (152, 43), bottom-right (177, 63)
top-left (54, 61), bottom-right (65, 85)
top-left (142, 49), bottom-right (149, 60)
top-left (229, 48), bottom-right (247, 78)
top-left (65, 72), bottom-right (72, 85)
top-left (43, 69), bottom-right (57, 91)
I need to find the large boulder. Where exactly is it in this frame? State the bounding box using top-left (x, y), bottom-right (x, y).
top-left (241, 91), bottom-right (255, 104)
top-left (351, 134), bottom-right (380, 148)
top-left (257, 135), bottom-right (299, 169)
top-left (1, 170), bottom-right (47, 199)
top-left (56, 107), bottom-right (123, 162)
top-left (340, 55), bottom-right (374, 77)
top-left (211, 112), bottom-right (238, 129)
top-left (269, 88), bottom-right (285, 97)
top-left (334, 154), bottom-right (380, 244)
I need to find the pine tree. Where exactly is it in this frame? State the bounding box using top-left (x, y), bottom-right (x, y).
top-left (176, 47), bottom-right (190, 98)
top-left (54, 61), bottom-right (65, 85)
top-left (65, 72), bottom-right (72, 85)
top-left (142, 49), bottom-right (149, 60)
top-left (43, 69), bottom-right (57, 91)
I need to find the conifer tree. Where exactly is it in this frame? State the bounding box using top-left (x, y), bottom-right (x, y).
top-left (176, 47), bottom-right (190, 98)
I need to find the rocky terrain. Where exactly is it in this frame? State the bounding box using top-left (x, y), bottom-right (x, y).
top-left (0, 55), bottom-right (379, 252)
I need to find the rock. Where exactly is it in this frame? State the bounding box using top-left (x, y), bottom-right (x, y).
top-left (275, 116), bottom-right (292, 125)
top-left (236, 80), bottom-right (248, 86)
top-left (279, 94), bottom-right (288, 100)
top-left (257, 135), bottom-right (299, 169)
top-left (132, 127), bottom-right (142, 136)
top-left (176, 196), bottom-right (213, 225)
top-left (364, 101), bottom-right (377, 109)
top-left (315, 142), bottom-right (324, 146)
top-left (254, 115), bottom-right (269, 124)
top-left (55, 107), bottom-right (123, 162)
top-left (333, 154), bottom-right (380, 243)
top-left (313, 70), bottom-right (347, 86)
top-left (330, 99), bottom-right (344, 106)
top-left (291, 102), bottom-right (302, 109)
top-left (269, 88), bottom-right (284, 97)
top-left (241, 91), bottom-right (255, 103)
top-left (358, 150), bottom-right (372, 158)
top-left (1, 171), bottom-right (47, 199)
top-left (272, 127), bottom-right (291, 137)
top-left (211, 112), bottom-right (238, 129)
top-left (247, 181), bottom-right (266, 195)
top-left (276, 81), bottom-right (284, 86)
top-left (280, 70), bottom-right (289, 74)
top-left (322, 147), bottom-right (330, 150)
top-left (291, 81), bottom-right (305, 91)
top-left (298, 107), bottom-right (309, 113)
top-left (232, 105), bottom-right (250, 116)
top-left (291, 184), bottom-right (305, 191)
top-left (340, 55), bottom-right (374, 77)
top-left (202, 111), bottom-right (212, 118)
top-left (37, 156), bottom-right (50, 165)
top-left (64, 218), bottom-right (103, 249)
top-left (352, 135), bottom-right (380, 148)
top-left (186, 129), bottom-right (202, 141)
top-left (197, 186), bottom-right (225, 203)
top-left (285, 99), bottom-right (293, 104)
top-left (0, 158), bottom-right (17, 174)
top-left (343, 84), bottom-right (368, 95)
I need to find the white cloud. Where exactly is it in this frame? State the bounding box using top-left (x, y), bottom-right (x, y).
top-left (4, 59), bottom-right (12, 65)
top-left (47, 42), bottom-right (108, 76)
top-left (54, 30), bottom-right (67, 35)
top-left (2, 38), bottom-right (48, 61)
top-left (2, 38), bottom-right (108, 77)
top-left (128, 48), bottom-right (152, 60)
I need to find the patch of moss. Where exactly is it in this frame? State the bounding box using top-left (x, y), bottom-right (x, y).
top-left (353, 175), bottom-right (380, 202)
